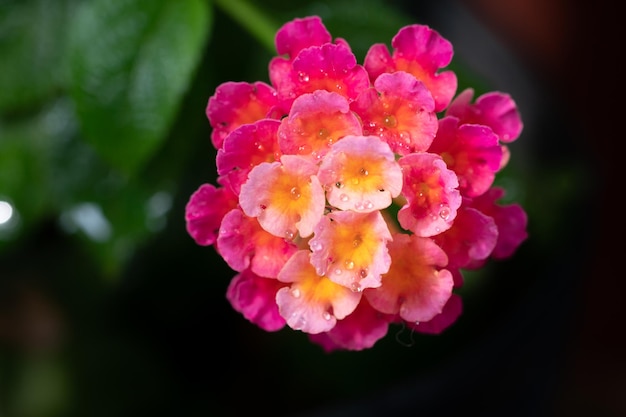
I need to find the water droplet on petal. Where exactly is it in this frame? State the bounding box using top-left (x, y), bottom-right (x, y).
top-left (291, 288), bottom-right (301, 298)
top-left (335, 182), bottom-right (344, 189)
top-left (334, 268), bottom-right (343, 275)
top-left (340, 194), bottom-right (350, 202)
top-left (344, 260), bottom-right (355, 270)
top-left (359, 268), bottom-right (368, 278)
top-left (290, 186), bottom-right (301, 200)
top-left (439, 205), bottom-right (450, 220)
top-left (350, 282), bottom-right (362, 292)
top-left (310, 241), bottom-right (323, 251)
top-left (384, 115), bottom-right (397, 128)
top-left (323, 311), bottom-right (332, 321)
top-left (298, 71), bottom-right (310, 82)
top-left (285, 230), bottom-right (295, 240)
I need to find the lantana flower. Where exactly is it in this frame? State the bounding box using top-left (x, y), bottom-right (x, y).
top-left (185, 15), bottom-right (528, 351)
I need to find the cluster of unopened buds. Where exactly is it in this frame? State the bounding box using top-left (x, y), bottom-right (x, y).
top-left (185, 16), bottom-right (528, 351)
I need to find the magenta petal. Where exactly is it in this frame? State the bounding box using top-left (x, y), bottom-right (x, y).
top-left (206, 81), bottom-right (279, 149)
top-left (409, 293), bottom-right (462, 334)
top-left (185, 183), bottom-right (237, 246)
top-left (365, 233), bottom-right (453, 323)
top-left (226, 268), bottom-right (287, 332)
top-left (217, 208), bottom-right (298, 278)
top-left (392, 24), bottom-right (454, 71)
top-left (434, 206), bottom-right (498, 268)
top-left (447, 89), bottom-right (523, 143)
top-left (397, 152), bottom-right (461, 237)
top-left (429, 116), bottom-right (503, 198)
top-left (363, 43), bottom-right (394, 82)
top-left (216, 120), bottom-right (281, 195)
top-left (310, 299), bottom-right (394, 351)
top-left (470, 187), bottom-right (528, 259)
top-left (274, 16), bottom-right (331, 59)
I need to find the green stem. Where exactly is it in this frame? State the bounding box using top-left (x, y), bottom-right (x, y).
top-left (213, 0), bottom-right (278, 53)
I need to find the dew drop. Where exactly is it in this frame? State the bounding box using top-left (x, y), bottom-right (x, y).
top-left (439, 205), bottom-right (450, 220)
top-left (290, 186), bottom-right (301, 200)
top-left (298, 144), bottom-right (312, 154)
top-left (353, 236), bottom-right (363, 247)
top-left (359, 168), bottom-right (369, 176)
top-left (334, 268), bottom-right (343, 275)
top-left (364, 200), bottom-right (373, 210)
top-left (344, 260), bottom-right (355, 270)
top-left (340, 193), bottom-right (350, 202)
top-left (351, 178), bottom-right (360, 185)
top-left (350, 282), bottom-right (362, 292)
top-left (323, 311), bottom-right (332, 321)
top-left (291, 288), bottom-right (301, 298)
top-left (298, 71), bottom-right (310, 82)
top-left (384, 115), bottom-right (397, 127)
top-left (318, 128), bottom-right (329, 138)
top-left (359, 268), bottom-right (368, 278)
top-left (310, 241), bottom-right (323, 252)
top-left (335, 181), bottom-right (344, 189)
top-left (285, 230), bottom-right (295, 240)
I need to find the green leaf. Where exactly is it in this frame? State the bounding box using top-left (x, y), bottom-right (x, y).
top-left (68, 0), bottom-right (211, 175)
top-left (0, 0), bottom-right (73, 111)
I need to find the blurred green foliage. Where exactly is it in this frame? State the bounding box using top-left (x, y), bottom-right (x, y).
top-left (0, 0), bottom-right (586, 416)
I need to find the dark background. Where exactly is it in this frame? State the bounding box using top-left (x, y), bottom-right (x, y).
top-left (0, 0), bottom-right (623, 416)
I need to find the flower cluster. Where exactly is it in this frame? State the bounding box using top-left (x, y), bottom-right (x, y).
top-left (185, 16), bottom-right (528, 351)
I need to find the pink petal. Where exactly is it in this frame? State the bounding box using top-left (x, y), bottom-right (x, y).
top-left (278, 90), bottom-right (362, 161)
top-left (408, 293), bottom-right (462, 334)
top-left (365, 233), bottom-right (453, 323)
top-left (351, 71), bottom-right (438, 155)
top-left (226, 268), bottom-right (287, 332)
top-left (275, 16), bottom-right (331, 59)
top-left (217, 208), bottom-right (299, 278)
top-left (469, 187), bottom-right (528, 259)
top-left (206, 81), bottom-right (279, 149)
top-left (309, 210), bottom-right (393, 291)
top-left (271, 43), bottom-right (370, 109)
top-left (428, 116), bottom-right (503, 198)
top-left (239, 155), bottom-right (325, 239)
top-left (185, 182), bottom-right (237, 246)
top-left (318, 135), bottom-right (403, 212)
top-left (276, 250), bottom-right (362, 334)
top-left (397, 152), bottom-right (462, 237)
top-left (309, 298), bottom-right (394, 351)
top-left (216, 120), bottom-right (282, 195)
top-left (364, 24), bottom-right (458, 111)
top-left (433, 206), bottom-right (498, 268)
top-left (447, 88), bottom-right (523, 143)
